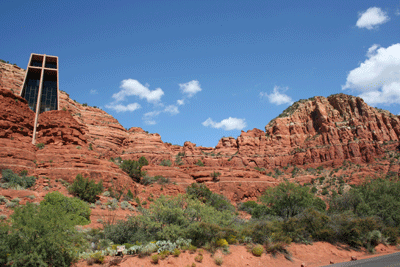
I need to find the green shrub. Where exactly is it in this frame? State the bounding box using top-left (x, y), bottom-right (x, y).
top-left (195, 160), bottom-right (204, 167)
top-left (120, 201), bottom-right (131, 210)
top-left (172, 248), bottom-right (181, 257)
top-left (87, 252), bottom-right (104, 264)
top-left (366, 230), bottom-right (382, 246)
top-left (35, 143), bottom-right (45, 149)
top-left (194, 254), bottom-right (203, 262)
top-left (120, 158), bottom-right (148, 182)
top-left (68, 174), bottom-right (103, 203)
top-left (0, 201), bottom-right (87, 266)
top-left (211, 171), bottom-right (221, 181)
top-left (311, 186), bottom-right (317, 193)
top-left (160, 159), bottom-right (172, 167)
top-left (238, 201), bottom-right (258, 214)
top-left (125, 189), bottom-right (134, 200)
top-left (151, 254), bottom-right (159, 263)
top-left (188, 244), bottom-right (197, 254)
top-left (1, 169), bottom-right (36, 189)
top-left (141, 175), bottom-right (170, 185)
top-left (259, 181), bottom-right (326, 219)
top-left (175, 155), bottom-right (184, 165)
top-left (252, 244), bottom-right (264, 256)
top-left (0, 196), bottom-right (7, 204)
top-left (104, 193), bottom-right (238, 247)
top-left (214, 255), bottom-right (223, 265)
top-left (186, 183), bottom-right (235, 213)
top-left (41, 191), bottom-right (91, 225)
top-left (5, 202), bottom-right (17, 208)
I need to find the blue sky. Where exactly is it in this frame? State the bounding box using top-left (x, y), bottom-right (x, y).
top-left (1, 0), bottom-right (400, 147)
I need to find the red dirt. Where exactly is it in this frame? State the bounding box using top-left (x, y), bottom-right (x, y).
top-left (73, 242), bottom-right (399, 267)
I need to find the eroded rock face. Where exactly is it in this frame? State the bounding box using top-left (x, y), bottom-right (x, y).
top-left (0, 63), bottom-right (25, 95)
top-left (0, 88), bottom-right (35, 173)
top-left (1, 62), bottom-right (400, 201)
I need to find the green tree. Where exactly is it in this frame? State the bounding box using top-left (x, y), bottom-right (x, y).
top-left (41, 191), bottom-right (91, 225)
top-left (68, 174), bottom-right (103, 203)
top-left (120, 158), bottom-right (148, 182)
top-left (259, 182), bottom-right (326, 219)
top-left (0, 199), bottom-right (88, 266)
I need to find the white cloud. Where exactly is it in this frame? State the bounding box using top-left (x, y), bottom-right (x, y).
top-left (141, 105), bottom-right (179, 125)
top-left (358, 83), bottom-right (400, 105)
top-left (356, 7), bottom-right (390, 30)
top-left (144, 120), bottom-right (156, 125)
top-left (112, 79), bottom-right (164, 103)
top-left (164, 105), bottom-right (179, 115)
top-left (105, 103), bottom-right (141, 113)
top-left (260, 86), bottom-right (293, 105)
top-left (179, 80), bottom-right (202, 97)
top-left (202, 117), bottom-right (247, 131)
top-left (90, 89), bottom-right (98, 95)
top-left (177, 99), bottom-right (185, 105)
top-left (366, 44), bottom-right (380, 57)
top-left (342, 43), bottom-right (400, 105)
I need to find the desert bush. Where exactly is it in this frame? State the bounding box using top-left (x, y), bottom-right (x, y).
top-left (0, 196), bottom-right (7, 204)
top-left (216, 238), bottom-right (228, 247)
top-left (5, 202), bottom-right (17, 208)
top-left (160, 159), bottom-right (172, 167)
top-left (121, 201), bottom-right (131, 210)
top-left (251, 244), bottom-right (264, 256)
top-left (141, 175), bottom-right (170, 185)
top-left (172, 248), bottom-right (181, 257)
top-left (35, 142), bottom-right (45, 149)
top-left (41, 191), bottom-right (91, 225)
top-left (104, 194), bottom-right (238, 247)
top-left (259, 181), bottom-right (326, 219)
top-left (188, 244), bottom-right (197, 254)
top-left (87, 252), bottom-right (104, 265)
top-left (1, 169), bottom-right (36, 189)
top-left (238, 200), bottom-right (258, 214)
top-left (0, 200), bottom-right (88, 266)
top-left (120, 157), bottom-right (149, 182)
top-left (194, 254), bottom-right (203, 262)
top-left (150, 254), bottom-right (159, 263)
top-left (211, 171), bottom-right (221, 181)
top-left (186, 183), bottom-right (235, 213)
top-left (69, 174), bottom-right (103, 203)
top-left (125, 189), bottom-right (134, 200)
top-left (214, 255), bottom-right (224, 265)
top-left (329, 178), bottom-right (400, 228)
top-left (195, 160), bottom-right (204, 167)
top-left (366, 230), bottom-right (382, 246)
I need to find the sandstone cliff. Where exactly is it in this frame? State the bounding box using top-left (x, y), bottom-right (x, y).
top-left (1, 61), bottom-right (399, 201)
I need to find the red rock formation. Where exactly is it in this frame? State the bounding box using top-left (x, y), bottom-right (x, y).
top-left (1, 61), bottom-right (400, 201)
top-left (0, 63), bottom-right (25, 95)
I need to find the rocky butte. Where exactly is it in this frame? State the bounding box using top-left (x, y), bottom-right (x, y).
top-left (1, 61), bottom-right (400, 202)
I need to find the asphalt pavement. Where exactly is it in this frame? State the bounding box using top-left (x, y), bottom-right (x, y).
top-left (322, 252), bottom-right (400, 267)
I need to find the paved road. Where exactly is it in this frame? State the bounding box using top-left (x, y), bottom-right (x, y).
top-left (322, 252), bottom-right (400, 267)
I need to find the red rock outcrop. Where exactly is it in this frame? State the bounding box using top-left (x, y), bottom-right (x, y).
top-left (0, 63), bottom-right (25, 95)
top-left (1, 61), bottom-right (400, 201)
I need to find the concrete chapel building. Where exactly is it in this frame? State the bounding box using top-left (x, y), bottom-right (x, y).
top-left (20, 53), bottom-right (59, 144)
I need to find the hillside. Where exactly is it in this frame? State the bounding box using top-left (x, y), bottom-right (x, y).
top-left (2, 61), bottom-right (400, 266)
top-left (1, 62), bottom-right (400, 202)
